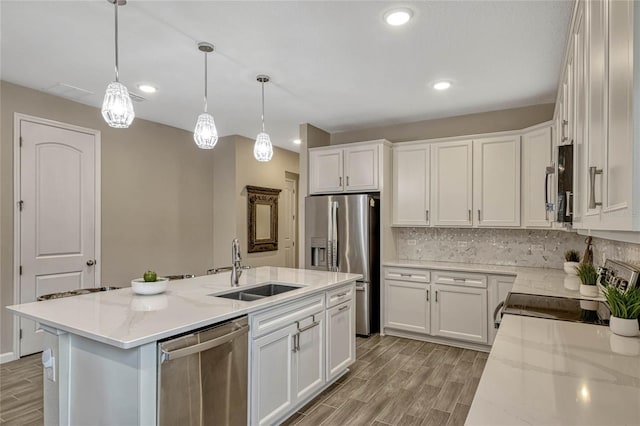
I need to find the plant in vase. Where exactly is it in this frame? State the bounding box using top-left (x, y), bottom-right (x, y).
top-left (576, 263), bottom-right (599, 297)
top-left (563, 250), bottom-right (581, 275)
top-left (602, 286), bottom-right (640, 337)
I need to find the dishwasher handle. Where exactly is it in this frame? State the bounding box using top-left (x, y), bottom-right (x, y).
top-left (160, 324), bottom-right (249, 363)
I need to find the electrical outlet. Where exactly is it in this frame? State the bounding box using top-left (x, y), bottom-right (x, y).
top-left (407, 239), bottom-right (417, 246)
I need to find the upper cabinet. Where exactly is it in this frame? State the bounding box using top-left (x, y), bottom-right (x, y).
top-left (522, 126), bottom-right (553, 228)
top-left (392, 145), bottom-right (430, 226)
top-left (473, 136), bottom-right (521, 227)
top-left (431, 140), bottom-right (474, 227)
top-left (308, 141), bottom-right (386, 195)
top-left (562, 0), bottom-right (639, 232)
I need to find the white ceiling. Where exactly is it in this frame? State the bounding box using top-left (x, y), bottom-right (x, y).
top-left (1, 1), bottom-right (572, 152)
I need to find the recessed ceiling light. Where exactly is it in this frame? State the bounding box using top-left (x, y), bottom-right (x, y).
top-left (137, 84), bottom-right (157, 94)
top-left (293, 139), bottom-right (301, 145)
top-left (384, 8), bottom-right (413, 26)
top-left (433, 81), bottom-right (451, 91)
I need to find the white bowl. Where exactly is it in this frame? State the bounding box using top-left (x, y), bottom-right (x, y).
top-left (131, 278), bottom-right (168, 295)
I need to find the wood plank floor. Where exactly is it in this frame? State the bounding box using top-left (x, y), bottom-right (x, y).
top-left (281, 335), bottom-right (487, 426)
top-left (0, 335), bottom-right (487, 426)
top-left (0, 353), bottom-right (43, 425)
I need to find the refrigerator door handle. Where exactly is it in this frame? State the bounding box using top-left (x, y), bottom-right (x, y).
top-left (331, 201), bottom-right (338, 271)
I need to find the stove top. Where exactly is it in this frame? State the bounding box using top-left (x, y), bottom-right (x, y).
top-left (503, 293), bottom-right (610, 326)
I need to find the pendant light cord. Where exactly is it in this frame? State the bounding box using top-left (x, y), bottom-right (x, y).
top-left (203, 51), bottom-right (208, 113)
top-left (114, 0), bottom-right (120, 82)
top-left (261, 81), bottom-right (265, 132)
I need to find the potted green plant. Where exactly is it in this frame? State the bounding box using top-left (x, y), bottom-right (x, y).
top-left (563, 249), bottom-right (581, 275)
top-left (576, 263), bottom-right (599, 297)
top-left (602, 286), bottom-right (640, 337)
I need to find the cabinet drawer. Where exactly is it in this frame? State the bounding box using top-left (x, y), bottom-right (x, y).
top-left (432, 271), bottom-right (486, 288)
top-left (385, 268), bottom-right (430, 283)
top-left (326, 283), bottom-right (354, 308)
top-left (250, 294), bottom-right (325, 338)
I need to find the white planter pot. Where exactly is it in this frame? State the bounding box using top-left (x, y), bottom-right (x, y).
top-left (609, 316), bottom-right (640, 337)
top-left (579, 284), bottom-right (599, 297)
top-left (564, 262), bottom-right (580, 275)
top-left (564, 276), bottom-right (580, 290)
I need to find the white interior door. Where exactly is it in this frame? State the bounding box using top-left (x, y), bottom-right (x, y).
top-left (283, 177), bottom-right (297, 268)
top-left (18, 117), bottom-right (99, 356)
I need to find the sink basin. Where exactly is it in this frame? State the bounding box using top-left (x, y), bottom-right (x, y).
top-left (213, 283), bottom-right (302, 301)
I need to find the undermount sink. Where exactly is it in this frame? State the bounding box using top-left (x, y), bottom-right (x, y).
top-left (213, 283), bottom-right (302, 302)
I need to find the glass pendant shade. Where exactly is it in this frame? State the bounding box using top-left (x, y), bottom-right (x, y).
top-left (193, 112), bottom-right (219, 149)
top-left (101, 81), bottom-right (135, 128)
top-left (254, 132), bottom-right (273, 162)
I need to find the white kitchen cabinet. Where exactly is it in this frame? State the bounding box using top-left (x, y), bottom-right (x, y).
top-left (344, 144), bottom-right (379, 192)
top-left (309, 148), bottom-right (343, 194)
top-left (487, 275), bottom-right (515, 345)
top-left (522, 126), bottom-right (553, 228)
top-left (431, 284), bottom-right (488, 344)
top-left (392, 144), bottom-right (430, 226)
top-left (251, 324), bottom-right (297, 426)
top-left (431, 140), bottom-right (473, 227)
top-left (326, 301), bottom-right (355, 381)
top-left (473, 136), bottom-right (521, 227)
top-left (384, 279), bottom-right (430, 334)
top-left (294, 315), bottom-right (325, 403)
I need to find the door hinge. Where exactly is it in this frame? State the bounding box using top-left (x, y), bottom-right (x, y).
top-left (19, 265), bottom-right (23, 275)
top-left (18, 200), bottom-right (24, 211)
top-left (19, 329), bottom-right (23, 339)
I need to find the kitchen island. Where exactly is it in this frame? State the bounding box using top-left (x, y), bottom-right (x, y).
top-left (8, 267), bottom-right (361, 426)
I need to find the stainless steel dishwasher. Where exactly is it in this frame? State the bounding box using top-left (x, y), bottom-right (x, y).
top-left (158, 316), bottom-right (249, 426)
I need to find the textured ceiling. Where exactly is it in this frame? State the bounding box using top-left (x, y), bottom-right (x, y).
top-left (0, 1), bottom-right (572, 152)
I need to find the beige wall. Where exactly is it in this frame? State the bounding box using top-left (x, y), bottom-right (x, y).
top-left (212, 136), bottom-right (238, 268)
top-left (330, 103), bottom-right (555, 145)
top-left (0, 81), bottom-right (215, 355)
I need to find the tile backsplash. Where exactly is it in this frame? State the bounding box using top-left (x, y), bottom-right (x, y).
top-left (394, 228), bottom-right (640, 269)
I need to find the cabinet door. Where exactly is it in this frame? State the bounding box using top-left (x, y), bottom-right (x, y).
top-left (393, 145), bottom-right (430, 225)
top-left (326, 301), bottom-right (355, 381)
top-left (473, 136), bottom-right (521, 227)
top-left (294, 315), bottom-right (325, 402)
top-left (431, 284), bottom-right (487, 344)
top-left (487, 276), bottom-right (515, 345)
top-left (251, 325), bottom-right (296, 426)
top-left (431, 140), bottom-right (473, 227)
top-left (344, 145), bottom-right (379, 191)
top-left (522, 127), bottom-right (552, 228)
top-left (384, 280), bottom-right (430, 334)
top-left (309, 148), bottom-right (343, 194)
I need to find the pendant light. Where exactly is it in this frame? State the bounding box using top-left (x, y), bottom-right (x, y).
top-left (101, 0), bottom-right (135, 128)
top-left (254, 75), bottom-right (273, 162)
top-left (193, 42), bottom-right (218, 149)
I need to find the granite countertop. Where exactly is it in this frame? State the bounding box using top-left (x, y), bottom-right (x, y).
top-left (383, 259), bottom-right (604, 301)
top-left (7, 267), bottom-right (361, 349)
top-left (466, 315), bottom-right (640, 425)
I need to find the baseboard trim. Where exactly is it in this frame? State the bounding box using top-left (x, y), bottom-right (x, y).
top-left (383, 328), bottom-right (491, 353)
top-left (0, 351), bottom-right (18, 364)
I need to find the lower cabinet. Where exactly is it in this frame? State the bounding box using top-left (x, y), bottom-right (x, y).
top-left (326, 301), bottom-right (355, 381)
top-left (384, 280), bottom-right (430, 333)
top-left (430, 284), bottom-right (488, 344)
top-left (250, 285), bottom-right (355, 426)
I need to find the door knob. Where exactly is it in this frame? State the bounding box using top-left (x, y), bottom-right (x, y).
top-left (86, 259), bottom-right (96, 266)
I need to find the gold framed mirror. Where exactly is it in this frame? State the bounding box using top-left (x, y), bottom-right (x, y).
top-left (247, 186), bottom-right (282, 253)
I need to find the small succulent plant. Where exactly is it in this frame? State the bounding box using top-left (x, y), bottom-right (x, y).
top-left (602, 286), bottom-right (640, 319)
top-left (564, 249), bottom-right (581, 263)
top-left (576, 263), bottom-right (597, 286)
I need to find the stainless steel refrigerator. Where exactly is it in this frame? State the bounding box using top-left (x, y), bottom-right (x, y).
top-left (305, 194), bottom-right (379, 335)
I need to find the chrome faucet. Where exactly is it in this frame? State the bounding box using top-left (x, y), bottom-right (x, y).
top-left (230, 239), bottom-right (243, 287)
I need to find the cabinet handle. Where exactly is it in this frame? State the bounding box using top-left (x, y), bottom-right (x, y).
top-left (588, 167), bottom-right (603, 209)
top-left (453, 278), bottom-right (466, 282)
top-left (338, 305), bottom-right (349, 312)
top-left (346, 176), bottom-right (350, 186)
top-left (435, 290), bottom-right (438, 303)
top-left (335, 292), bottom-right (348, 298)
top-left (561, 120), bottom-right (568, 143)
top-left (468, 209), bottom-right (471, 222)
top-left (477, 209), bottom-right (481, 222)
top-left (400, 273), bottom-right (411, 277)
top-left (426, 289), bottom-right (429, 301)
top-left (297, 315), bottom-right (320, 333)
top-left (566, 191), bottom-right (573, 216)
top-left (426, 210), bottom-right (429, 223)
top-left (339, 176), bottom-right (342, 187)
top-left (292, 334), bottom-right (298, 353)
